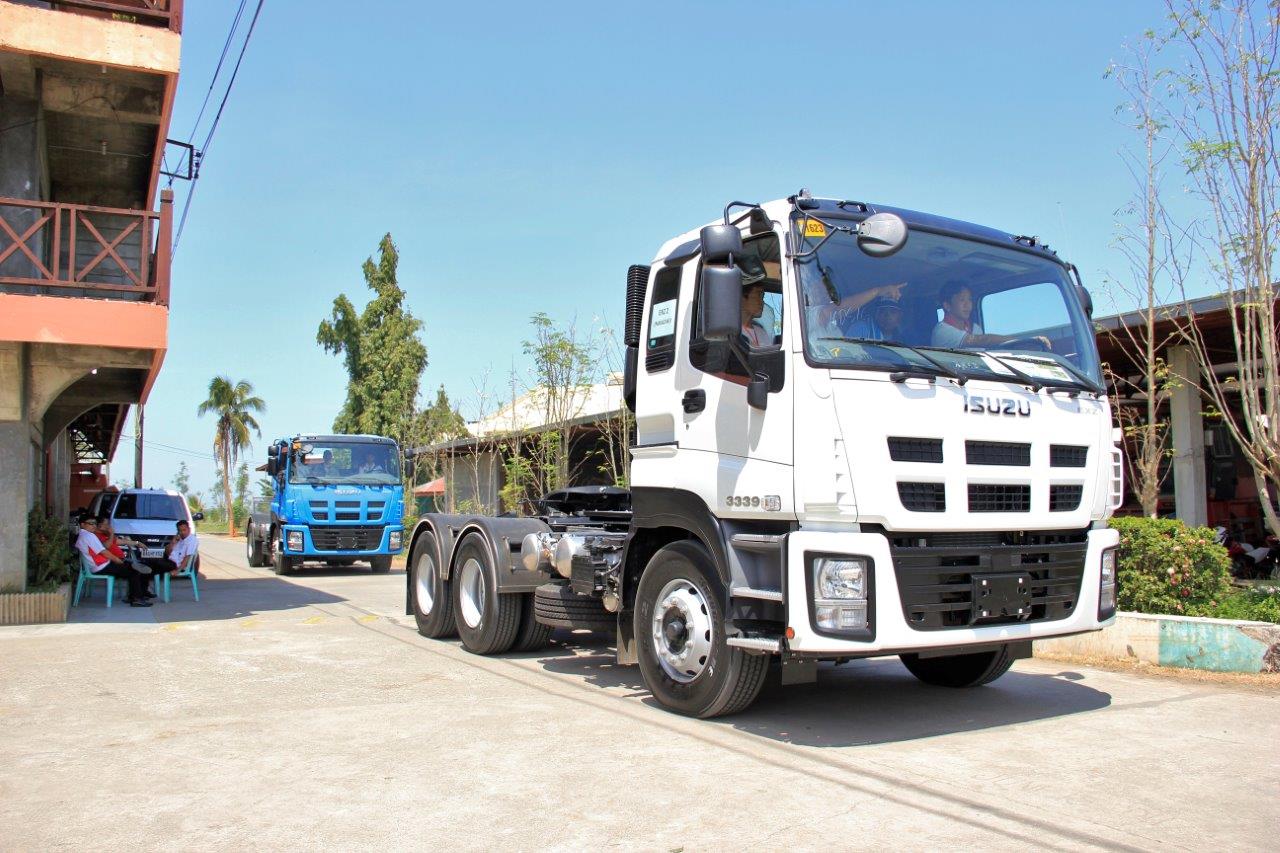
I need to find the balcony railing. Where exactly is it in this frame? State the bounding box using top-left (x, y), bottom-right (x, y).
top-left (0, 190), bottom-right (173, 306)
top-left (47, 0), bottom-right (183, 32)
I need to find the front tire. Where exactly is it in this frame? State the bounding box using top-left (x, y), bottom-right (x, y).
top-left (410, 532), bottom-right (455, 638)
top-left (899, 646), bottom-right (1016, 688)
top-left (246, 531), bottom-right (265, 567)
top-left (271, 528), bottom-right (296, 576)
top-left (634, 540), bottom-right (768, 718)
top-left (450, 532), bottom-right (520, 655)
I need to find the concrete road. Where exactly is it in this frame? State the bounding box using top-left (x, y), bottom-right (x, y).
top-left (1, 535), bottom-right (1275, 851)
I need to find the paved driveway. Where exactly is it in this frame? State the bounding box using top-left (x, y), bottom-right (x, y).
top-left (1, 534), bottom-right (1275, 850)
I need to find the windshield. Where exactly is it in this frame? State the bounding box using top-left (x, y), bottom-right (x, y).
top-left (287, 440), bottom-right (400, 485)
top-left (794, 217), bottom-right (1102, 388)
top-left (114, 493), bottom-right (186, 521)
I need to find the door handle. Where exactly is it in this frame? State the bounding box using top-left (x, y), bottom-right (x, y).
top-left (682, 389), bottom-right (706, 414)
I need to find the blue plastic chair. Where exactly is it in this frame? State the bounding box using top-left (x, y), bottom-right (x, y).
top-left (159, 553), bottom-right (199, 602)
top-left (72, 552), bottom-right (124, 607)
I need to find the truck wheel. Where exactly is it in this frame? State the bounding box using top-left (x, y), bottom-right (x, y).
top-left (246, 530), bottom-right (266, 567)
top-left (450, 532), bottom-right (520, 654)
top-left (271, 528), bottom-right (295, 576)
top-left (634, 540), bottom-right (768, 718)
top-left (370, 556), bottom-right (392, 574)
top-left (510, 593), bottom-right (554, 652)
top-left (899, 646), bottom-right (1016, 688)
top-left (533, 582), bottom-right (615, 631)
top-left (410, 532), bottom-right (455, 638)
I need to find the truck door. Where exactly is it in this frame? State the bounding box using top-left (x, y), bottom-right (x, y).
top-left (634, 230), bottom-right (794, 512)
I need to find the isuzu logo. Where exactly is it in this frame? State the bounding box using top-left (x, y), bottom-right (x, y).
top-left (964, 395), bottom-right (1031, 416)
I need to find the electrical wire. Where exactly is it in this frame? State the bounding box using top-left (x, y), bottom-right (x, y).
top-left (187, 0), bottom-right (250, 146)
top-left (119, 434), bottom-right (218, 461)
top-left (173, 0), bottom-right (266, 253)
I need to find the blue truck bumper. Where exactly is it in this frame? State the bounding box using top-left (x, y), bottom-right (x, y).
top-left (280, 524), bottom-right (404, 557)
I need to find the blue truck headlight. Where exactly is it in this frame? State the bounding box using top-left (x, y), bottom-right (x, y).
top-left (1098, 546), bottom-right (1117, 619)
top-left (286, 530), bottom-right (304, 552)
top-left (809, 554), bottom-right (873, 636)
top-left (389, 530), bottom-right (401, 550)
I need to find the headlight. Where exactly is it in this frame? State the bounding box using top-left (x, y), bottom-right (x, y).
top-left (816, 558), bottom-right (866, 600)
top-left (811, 555), bottom-right (872, 635)
top-left (286, 530), bottom-right (304, 552)
top-left (389, 530), bottom-right (402, 550)
top-left (1098, 546), bottom-right (1117, 619)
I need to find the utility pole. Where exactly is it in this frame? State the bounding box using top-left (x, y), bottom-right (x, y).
top-left (133, 405), bottom-right (144, 488)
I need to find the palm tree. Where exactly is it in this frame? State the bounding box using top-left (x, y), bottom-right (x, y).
top-left (197, 376), bottom-right (265, 536)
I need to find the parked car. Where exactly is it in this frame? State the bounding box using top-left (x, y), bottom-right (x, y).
top-left (86, 487), bottom-right (204, 564)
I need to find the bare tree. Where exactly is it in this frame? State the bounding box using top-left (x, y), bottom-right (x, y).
top-left (522, 312), bottom-right (598, 490)
top-left (1163, 0), bottom-right (1280, 536)
top-left (1103, 36), bottom-right (1195, 516)
top-left (595, 324), bottom-right (634, 488)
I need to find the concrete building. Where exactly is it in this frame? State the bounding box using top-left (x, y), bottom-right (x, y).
top-left (1096, 291), bottom-right (1280, 539)
top-left (0, 0), bottom-right (182, 590)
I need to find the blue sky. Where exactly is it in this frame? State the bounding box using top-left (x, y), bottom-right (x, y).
top-left (115, 1), bottom-right (1193, 498)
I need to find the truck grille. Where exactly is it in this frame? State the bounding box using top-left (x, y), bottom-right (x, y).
top-left (310, 526), bottom-right (383, 551)
top-left (968, 484), bottom-right (1031, 512)
top-left (898, 482), bottom-right (946, 512)
top-left (886, 529), bottom-right (1088, 630)
top-left (888, 437), bottom-right (943, 463)
top-left (1049, 484), bottom-right (1084, 512)
top-left (965, 440), bottom-right (1030, 466)
top-left (1050, 445), bottom-right (1088, 467)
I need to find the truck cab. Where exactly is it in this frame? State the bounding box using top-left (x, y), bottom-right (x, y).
top-left (247, 433), bottom-right (405, 574)
top-left (405, 193), bottom-right (1122, 718)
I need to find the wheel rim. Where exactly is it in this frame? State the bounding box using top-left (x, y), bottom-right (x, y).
top-left (651, 577), bottom-right (713, 683)
top-left (458, 557), bottom-right (485, 629)
top-left (414, 552), bottom-right (436, 614)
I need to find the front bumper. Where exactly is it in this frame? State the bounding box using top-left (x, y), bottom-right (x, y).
top-left (281, 524), bottom-right (404, 557)
top-left (783, 527), bottom-right (1118, 654)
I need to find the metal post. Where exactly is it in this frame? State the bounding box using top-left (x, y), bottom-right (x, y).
top-left (134, 405), bottom-right (144, 488)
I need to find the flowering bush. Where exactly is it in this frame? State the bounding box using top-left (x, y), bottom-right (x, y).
top-left (1110, 516), bottom-right (1232, 616)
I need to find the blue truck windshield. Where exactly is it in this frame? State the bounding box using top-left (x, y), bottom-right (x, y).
top-left (288, 440), bottom-right (400, 485)
top-left (794, 218), bottom-right (1102, 387)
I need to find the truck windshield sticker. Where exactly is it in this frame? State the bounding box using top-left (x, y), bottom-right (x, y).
top-left (649, 299), bottom-right (677, 340)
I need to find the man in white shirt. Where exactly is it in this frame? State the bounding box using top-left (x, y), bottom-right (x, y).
top-left (74, 515), bottom-right (151, 606)
top-left (141, 519), bottom-right (198, 594)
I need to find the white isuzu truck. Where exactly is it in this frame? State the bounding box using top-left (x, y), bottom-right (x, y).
top-left (406, 191), bottom-right (1123, 717)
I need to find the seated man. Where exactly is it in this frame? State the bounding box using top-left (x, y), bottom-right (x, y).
top-left (95, 514), bottom-right (131, 560)
top-left (740, 283), bottom-right (771, 347)
top-left (75, 514), bottom-right (151, 606)
top-left (357, 449), bottom-right (386, 475)
top-left (802, 268), bottom-right (906, 339)
top-left (932, 281), bottom-right (1050, 350)
top-left (143, 519), bottom-right (199, 590)
top-left (843, 294), bottom-right (904, 343)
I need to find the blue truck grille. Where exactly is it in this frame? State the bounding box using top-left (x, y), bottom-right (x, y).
top-left (310, 525), bottom-right (383, 551)
top-left (308, 500), bottom-right (389, 523)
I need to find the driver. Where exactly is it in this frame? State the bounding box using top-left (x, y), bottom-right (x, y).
top-left (931, 281), bottom-right (1050, 350)
top-left (357, 450), bottom-right (385, 474)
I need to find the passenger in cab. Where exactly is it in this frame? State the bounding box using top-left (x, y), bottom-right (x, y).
top-left (843, 294), bottom-right (904, 342)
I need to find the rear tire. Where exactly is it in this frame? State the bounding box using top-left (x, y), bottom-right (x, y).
top-left (246, 531), bottom-right (266, 567)
top-left (370, 556), bottom-right (392, 574)
top-left (450, 532), bottom-right (520, 655)
top-left (410, 532), bottom-right (455, 638)
top-left (271, 528), bottom-right (295, 576)
top-left (634, 540), bottom-right (768, 718)
top-left (510, 593), bottom-right (554, 652)
top-left (899, 646), bottom-right (1016, 688)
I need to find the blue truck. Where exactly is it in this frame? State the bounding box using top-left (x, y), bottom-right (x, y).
top-left (246, 433), bottom-right (405, 575)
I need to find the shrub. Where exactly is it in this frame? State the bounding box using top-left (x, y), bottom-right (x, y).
top-left (27, 507), bottom-right (74, 590)
top-left (1109, 516), bottom-right (1232, 616)
top-left (1210, 588), bottom-right (1280, 624)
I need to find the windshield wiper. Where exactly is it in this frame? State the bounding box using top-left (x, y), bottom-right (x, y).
top-left (919, 344), bottom-right (1044, 391)
top-left (989, 352), bottom-right (1105, 396)
top-left (819, 337), bottom-right (969, 385)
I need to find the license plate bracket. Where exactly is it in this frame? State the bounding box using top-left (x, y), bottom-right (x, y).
top-left (972, 572), bottom-right (1032, 623)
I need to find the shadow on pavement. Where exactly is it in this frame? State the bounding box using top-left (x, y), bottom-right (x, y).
top-left (533, 635), bottom-right (1111, 747)
top-left (68, 575), bottom-right (348, 624)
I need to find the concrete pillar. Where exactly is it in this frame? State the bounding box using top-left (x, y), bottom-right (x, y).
top-left (1168, 345), bottom-right (1208, 527)
top-left (0, 343), bottom-right (32, 590)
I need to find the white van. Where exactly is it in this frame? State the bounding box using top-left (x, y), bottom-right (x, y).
top-left (87, 488), bottom-right (203, 561)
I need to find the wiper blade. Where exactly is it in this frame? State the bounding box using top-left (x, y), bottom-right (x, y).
top-left (819, 337), bottom-right (968, 384)
top-left (990, 352), bottom-right (1105, 395)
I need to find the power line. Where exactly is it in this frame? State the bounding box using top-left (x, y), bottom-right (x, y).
top-left (174, 0), bottom-right (266, 253)
top-left (119, 434), bottom-right (217, 460)
top-left (187, 0), bottom-right (249, 145)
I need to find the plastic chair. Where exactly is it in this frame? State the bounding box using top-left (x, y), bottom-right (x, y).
top-left (159, 554), bottom-right (199, 603)
top-left (72, 552), bottom-right (122, 607)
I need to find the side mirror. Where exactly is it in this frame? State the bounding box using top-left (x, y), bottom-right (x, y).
top-left (699, 265), bottom-right (742, 341)
top-left (266, 457), bottom-right (277, 476)
top-left (1076, 284), bottom-right (1093, 318)
top-left (857, 212), bottom-right (908, 258)
top-left (748, 373), bottom-right (769, 410)
top-left (192, 512), bottom-right (204, 522)
top-left (699, 223), bottom-right (742, 263)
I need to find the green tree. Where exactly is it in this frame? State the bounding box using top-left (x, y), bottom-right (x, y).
top-left (522, 312), bottom-right (596, 488)
top-left (233, 462), bottom-right (250, 530)
top-left (406, 384), bottom-right (469, 488)
top-left (197, 376), bottom-right (265, 536)
top-left (317, 233), bottom-right (428, 444)
top-left (256, 476), bottom-right (274, 499)
top-left (172, 461), bottom-right (191, 495)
